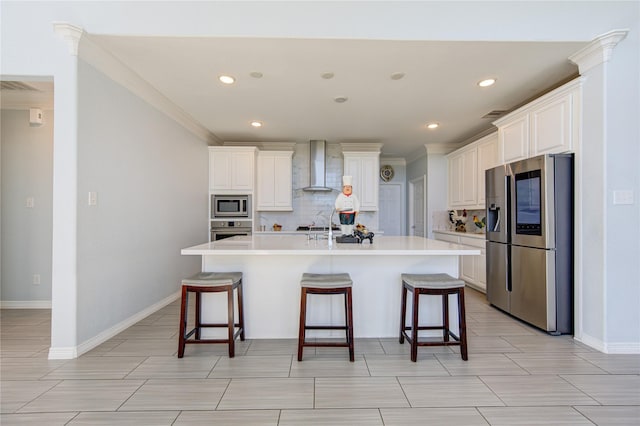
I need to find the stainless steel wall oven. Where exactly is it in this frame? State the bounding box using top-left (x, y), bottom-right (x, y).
top-left (210, 220), bottom-right (252, 241)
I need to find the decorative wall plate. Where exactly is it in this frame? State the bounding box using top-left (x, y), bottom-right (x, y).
top-left (380, 165), bottom-right (394, 182)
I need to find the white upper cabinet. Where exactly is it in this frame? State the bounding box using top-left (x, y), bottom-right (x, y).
top-left (447, 131), bottom-right (498, 210)
top-left (499, 112), bottom-right (529, 163)
top-left (209, 147), bottom-right (257, 193)
top-left (495, 78), bottom-right (581, 164)
top-left (476, 132), bottom-right (500, 206)
top-left (531, 89), bottom-right (578, 155)
top-left (256, 150), bottom-right (293, 211)
top-left (341, 143), bottom-right (382, 212)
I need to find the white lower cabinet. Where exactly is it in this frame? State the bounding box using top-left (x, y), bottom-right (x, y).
top-left (433, 231), bottom-right (486, 293)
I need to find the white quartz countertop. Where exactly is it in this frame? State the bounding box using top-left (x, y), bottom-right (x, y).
top-left (182, 235), bottom-right (481, 256)
top-left (432, 230), bottom-right (486, 240)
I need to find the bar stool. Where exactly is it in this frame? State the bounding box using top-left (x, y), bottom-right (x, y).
top-left (297, 273), bottom-right (354, 362)
top-left (178, 271), bottom-right (244, 358)
top-left (399, 273), bottom-right (468, 362)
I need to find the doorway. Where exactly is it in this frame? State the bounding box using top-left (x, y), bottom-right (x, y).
top-left (379, 183), bottom-right (404, 235)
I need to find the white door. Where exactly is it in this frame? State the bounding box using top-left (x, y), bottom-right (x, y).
top-left (409, 176), bottom-right (425, 237)
top-left (379, 184), bottom-right (403, 235)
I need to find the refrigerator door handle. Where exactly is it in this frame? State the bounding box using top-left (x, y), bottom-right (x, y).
top-left (507, 245), bottom-right (512, 292)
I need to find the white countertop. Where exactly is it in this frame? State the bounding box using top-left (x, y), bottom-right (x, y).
top-left (432, 229), bottom-right (486, 240)
top-left (182, 235), bottom-right (480, 256)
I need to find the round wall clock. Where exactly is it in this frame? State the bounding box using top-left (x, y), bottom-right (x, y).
top-left (380, 165), bottom-right (394, 182)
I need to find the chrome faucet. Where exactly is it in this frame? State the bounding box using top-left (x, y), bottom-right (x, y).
top-left (328, 208), bottom-right (336, 246)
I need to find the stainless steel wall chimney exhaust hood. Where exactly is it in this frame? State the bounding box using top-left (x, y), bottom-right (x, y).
top-left (302, 140), bottom-right (334, 192)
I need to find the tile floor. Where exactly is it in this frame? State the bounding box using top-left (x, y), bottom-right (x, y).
top-left (1, 288), bottom-right (639, 425)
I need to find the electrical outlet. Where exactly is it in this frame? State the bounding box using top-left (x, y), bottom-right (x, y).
top-left (88, 191), bottom-right (98, 206)
top-left (33, 274), bottom-right (41, 285)
top-left (613, 190), bottom-right (634, 205)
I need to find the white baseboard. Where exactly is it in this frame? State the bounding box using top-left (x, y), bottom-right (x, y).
top-left (575, 332), bottom-right (606, 352)
top-left (47, 291), bottom-right (180, 359)
top-left (48, 346), bottom-right (78, 359)
top-left (1, 300), bottom-right (52, 309)
top-left (603, 342), bottom-right (640, 354)
top-left (575, 332), bottom-right (640, 354)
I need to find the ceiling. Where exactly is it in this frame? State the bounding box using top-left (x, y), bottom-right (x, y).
top-left (2, 36), bottom-right (587, 158)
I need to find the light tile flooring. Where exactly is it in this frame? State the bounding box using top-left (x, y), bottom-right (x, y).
top-left (1, 288), bottom-right (639, 425)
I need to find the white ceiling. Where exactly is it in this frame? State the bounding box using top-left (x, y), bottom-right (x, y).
top-left (2, 36), bottom-right (586, 158)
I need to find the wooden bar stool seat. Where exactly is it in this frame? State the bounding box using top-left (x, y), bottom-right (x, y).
top-left (298, 273), bottom-right (354, 361)
top-left (399, 273), bottom-right (468, 362)
top-left (178, 271), bottom-right (244, 358)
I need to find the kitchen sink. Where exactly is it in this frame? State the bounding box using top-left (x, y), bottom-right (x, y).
top-left (296, 225), bottom-right (340, 232)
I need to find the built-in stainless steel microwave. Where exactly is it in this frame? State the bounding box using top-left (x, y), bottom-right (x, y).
top-left (212, 195), bottom-right (251, 218)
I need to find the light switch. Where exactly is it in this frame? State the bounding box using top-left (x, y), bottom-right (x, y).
top-left (26, 197), bottom-right (35, 208)
top-left (613, 190), bottom-right (634, 205)
top-left (88, 192), bottom-right (98, 206)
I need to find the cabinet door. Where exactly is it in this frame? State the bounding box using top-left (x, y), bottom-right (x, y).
top-left (461, 148), bottom-right (478, 206)
top-left (273, 154), bottom-right (293, 208)
top-left (461, 254), bottom-right (475, 283)
top-left (500, 114), bottom-right (529, 163)
top-left (256, 151), bottom-right (293, 211)
top-left (477, 133), bottom-right (499, 206)
top-left (343, 154), bottom-right (379, 211)
top-left (448, 153), bottom-right (464, 206)
top-left (231, 151), bottom-right (254, 191)
top-left (359, 155), bottom-right (379, 210)
top-left (476, 249), bottom-right (487, 291)
top-left (256, 154), bottom-right (276, 209)
top-left (531, 92), bottom-right (573, 155)
top-left (210, 149), bottom-right (232, 191)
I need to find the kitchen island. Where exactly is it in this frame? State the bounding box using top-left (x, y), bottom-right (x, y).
top-left (181, 235), bottom-right (480, 339)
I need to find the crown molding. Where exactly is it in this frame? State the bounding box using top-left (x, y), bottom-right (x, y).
top-left (380, 157), bottom-right (406, 166)
top-left (223, 141), bottom-right (297, 151)
top-left (340, 142), bottom-right (383, 153)
top-left (52, 22), bottom-right (220, 144)
top-left (569, 29), bottom-right (629, 74)
top-left (53, 22), bottom-right (83, 56)
top-left (425, 143), bottom-right (454, 155)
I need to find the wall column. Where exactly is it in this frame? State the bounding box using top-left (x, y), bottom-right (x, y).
top-left (568, 30), bottom-right (628, 352)
top-left (48, 23), bottom-right (83, 359)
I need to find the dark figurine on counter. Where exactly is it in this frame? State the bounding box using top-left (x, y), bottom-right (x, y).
top-left (335, 175), bottom-right (360, 236)
top-left (334, 175), bottom-right (373, 243)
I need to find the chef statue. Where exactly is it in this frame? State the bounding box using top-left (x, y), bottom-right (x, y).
top-left (335, 175), bottom-right (360, 236)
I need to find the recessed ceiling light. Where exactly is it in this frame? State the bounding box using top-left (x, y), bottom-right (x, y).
top-left (219, 75), bottom-right (236, 84)
top-left (478, 78), bottom-right (496, 87)
top-left (390, 72), bottom-right (405, 80)
top-left (250, 121), bottom-right (263, 128)
top-left (334, 96), bottom-right (348, 103)
top-left (426, 123), bottom-right (439, 129)
top-left (321, 72), bottom-right (335, 79)
top-left (249, 71), bottom-right (263, 79)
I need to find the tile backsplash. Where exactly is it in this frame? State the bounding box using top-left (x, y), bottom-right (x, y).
top-left (257, 142), bottom-right (378, 232)
top-left (432, 209), bottom-right (486, 234)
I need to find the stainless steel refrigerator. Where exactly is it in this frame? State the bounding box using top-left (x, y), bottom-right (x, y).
top-left (485, 154), bottom-right (573, 334)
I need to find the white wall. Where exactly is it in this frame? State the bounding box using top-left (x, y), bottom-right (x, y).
top-left (1, 109), bottom-right (53, 306)
top-left (602, 29), bottom-right (640, 348)
top-left (74, 60), bottom-right (207, 344)
top-left (1, 0), bottom-right (638, 354)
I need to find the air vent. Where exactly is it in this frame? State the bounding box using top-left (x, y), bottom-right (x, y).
top-left (482, 110), bottom-right (507, 119)
top-left (0, 81), bottom-right (39, 91)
